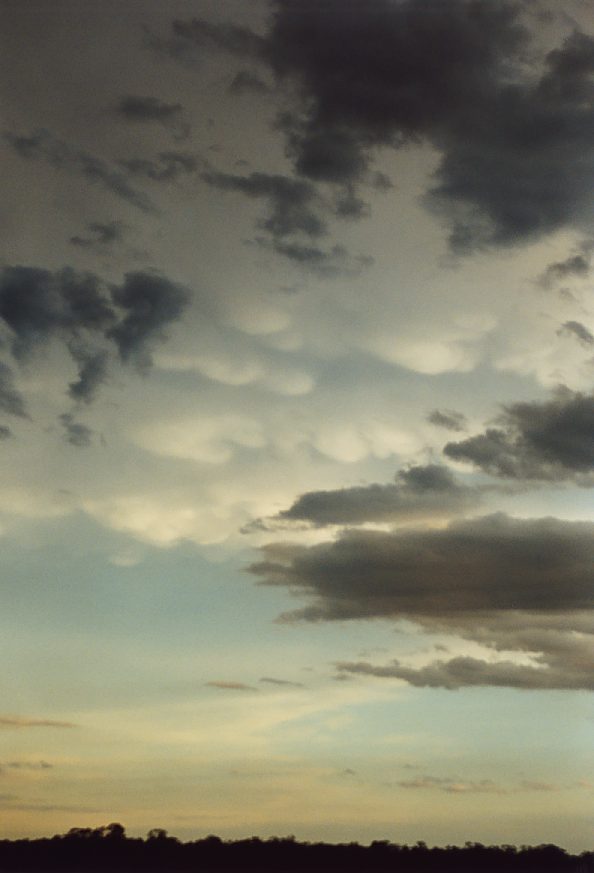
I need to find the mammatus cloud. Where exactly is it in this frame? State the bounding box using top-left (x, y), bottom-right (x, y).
top-left (0, 716), bottom-right (76, 728)
top-left (253, 464), bottom-right (480, 528)
top-left (0, 266), bottom-right (190, 440)
top-left (4, 129), bottom-right (157, 214)
top-left (444, 389), bottom-right (594, 480)
top-left (248, 513), bottom-right (594, 690)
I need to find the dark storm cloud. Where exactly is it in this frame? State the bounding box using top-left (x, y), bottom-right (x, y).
top-left (107, 270), bottom-right (189, 365)
top-left (59, 414), bottom-right (93, 448)
top-left (0, 266), bottom-right (190, 418)
top-left (252, 238), bottom-right (373, 277)
top-left (70, 221), bottom-right (125, 249)
top-left (559, 320), bottom-right (594, 345)
top-left (121, 151), bottom-right (201, 182)
top-left (250, 514), bottom-right (594, 622)
top-left (267, 464), bottom-right (479, 527)
top-left (0, 362), bottom-right (28, 418)
top-left (201, 169), bottom-right (326, 239)
top-left (444, 389), bottom-right (594, 480)
top-left (4, 129), bottom-right (157, 214)
top-left (249, 513), bottom-right (594, 689)
top-left (428, 409), bottom-right (467, 432)
top-left (257, 1), bottom-right (594, 250)
top-left (115, 95), bottom-right (189, 139)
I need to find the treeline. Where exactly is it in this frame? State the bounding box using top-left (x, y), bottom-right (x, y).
top-left (0, 823), bottom-right (592, 872)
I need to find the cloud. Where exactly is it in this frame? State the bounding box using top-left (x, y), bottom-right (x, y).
top-left (259, 677), bottom-right (304, 688)
top-left (107, 270), bottom-right (189, 365)
top-left (121, 151), bottom-right (201, 182)
top-left (428, 409), bottom-right (467, 432)
top-left (4, 128), bottom-right (157, 213)
top-left (0, 426), bottom-right (12, 440)
top-left (444, 388), bottom-right (594, 480)
top-left (259, 464), bottom-right (480, 528)
top-left (539, 251), bottom-right (592, 288)
top-left (336, 643), bottom-right (594, 691)
top-left (59, 413), bottom-right (94, 448)
top-left (559, 320), bottom-right (594, 346)
top-left (252, 237), bottom-right (373, 277)
top-left (201, 170), bottom-right (326, 239)
top-left (228, 70), bottom-right (269, 96)
top-left (0, 362), bottom-right (28, 418)
top-left (397, 775), bottom-right (506, 794)
top-left (2, 761), bottom-right (52, 771)
top-left (70, 221), bottom-right (126, 249)
top-left (262, 1), bottom-right (594, 251)
top-left (0, 716), bottom-right (76, 729)
top-left (171, 17), bottom-right (265, 59)
top-left (249, 513), bottom-right (594, 690)
top-left (116, 95), bottom-right (190, 139)
top-left (206, 681), bottom-right (258, 692)
top-left (0, 265), bottom-right (190, 421)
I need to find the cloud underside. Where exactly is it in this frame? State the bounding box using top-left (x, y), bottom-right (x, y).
top-left (445, 389), bottom-right (594, 481)
top-left (0, 265), bottom-right (189, 442)
top-left (258, 464), bottom-right (480, 528)
top-left (169, 1), bottom-right (594, 255)
top-left (248, 514), bottom-right (594, 690)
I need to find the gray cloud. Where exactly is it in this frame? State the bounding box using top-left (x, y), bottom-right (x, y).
top-left (0, 266), bottom-right (190, 422)
top-left (539, 251), bottom-right (591, 288)
top-left (3, 761), bottom-right (52, 771)
top-left (260, 1), bottom-right (594, 251)
top-left (428, 409), bottom-right (467, 432)
top-left (0, 426), bottom-right (12, 440)
top-left (0, 716), bottom-right (76, 729)
top-left (397, 775), bottom-right (506, 794)
top-left (0, 362), bottom-right (28, 418)
top-left (59, 413), bottom-right (93, 449)
top-left (201, 170), bottom-right (327, 239)
top-left (249, 513), bottom-right (594, 690)
top-left (259, 677), bottom-right (304, 688)
top-left (444, 389), bottom-right (594, 480)
top-left (116, 95), bottom-right (190, 139)
top-left (205, 681), bottom-right (258, 692)
top-left (70, 221), bottom-right (126, 249)
top-left (252, 237), bottom-right (373, 277)
top-left (4, 129), bottom-right (157, 214)
top-left (171, 17), bottom-right (265, 59)
top-left (559, 320), bottom-right (594, 345)
top-left (250, 514), bottom-right (594, 622)
top-left (336, 639), bottom-right (594, 691)
top-left (229, 70), bottom-right (269, 96)
top-left (121, 151), bottom-right (201, 182)
top-left (263, 464), bottom-right (480, 528)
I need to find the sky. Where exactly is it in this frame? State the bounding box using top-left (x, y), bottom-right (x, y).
top-left (0, 0), bottom-right (593, 851)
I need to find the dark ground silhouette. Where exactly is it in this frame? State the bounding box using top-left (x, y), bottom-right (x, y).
top-left (0, 824), bottom-right (592, 872)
